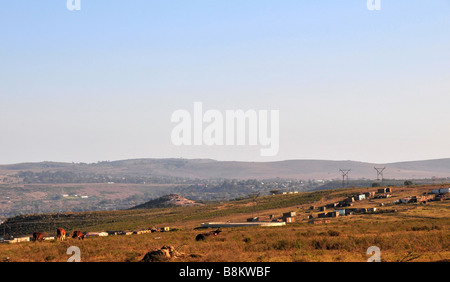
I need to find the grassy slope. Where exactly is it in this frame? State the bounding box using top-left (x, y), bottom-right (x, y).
top-left (0, 185), bottom-right (449, 262)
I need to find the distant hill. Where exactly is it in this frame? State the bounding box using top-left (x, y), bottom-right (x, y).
top-left (129, 194), bottom-right (203, 210)
top-left (1, 158), bottom-right (450, 180)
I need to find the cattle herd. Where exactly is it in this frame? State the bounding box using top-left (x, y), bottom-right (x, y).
top-left (31, 228), bottom-right (222, 242)
top-left (32, 228), bottom-right (85, 242)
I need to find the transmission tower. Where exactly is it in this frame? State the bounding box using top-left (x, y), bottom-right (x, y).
top-left (339, 169), bottom-right (351, 188)
top-left (374, 167), bottom-right (386, 186)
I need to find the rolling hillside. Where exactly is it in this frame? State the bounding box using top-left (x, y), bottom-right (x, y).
top-left (0, 184), bottom-right (449, 262)
top-left (1, 158), bottom-right (450, 180)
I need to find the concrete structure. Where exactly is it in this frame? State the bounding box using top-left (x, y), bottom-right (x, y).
top-left (6, 237), bottom-right (30, 244)
top-left (85, 232), bottom-right (108, 237)
top-left (200, 222), bottom-right (286, 228)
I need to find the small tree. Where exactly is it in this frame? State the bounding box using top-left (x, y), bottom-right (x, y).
top-left (404, 180), bottom-right (413, 186)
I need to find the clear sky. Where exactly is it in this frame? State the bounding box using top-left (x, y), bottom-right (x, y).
top-left (1, 1), bottom-right (449, 164)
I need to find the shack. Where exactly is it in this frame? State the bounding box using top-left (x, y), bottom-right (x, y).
top-left (283, 211), bottom-right (296, 218)
top-left (356, 194), bottom-right (366, 201)
top-left (335, 209), bottom-right (346, 216)
top-left (284, 217), bottom-right (295, 223)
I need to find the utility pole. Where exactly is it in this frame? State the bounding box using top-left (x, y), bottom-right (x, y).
top-left (339, 169), bottom-right (351, 188)
top-left (374, 167), bottom-right (386, 186)
top-left (248, 192), bottom-right (260, 218)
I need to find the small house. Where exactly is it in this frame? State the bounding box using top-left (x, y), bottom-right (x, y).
top-left (326, 203), bottom-right (339, 209)
top-left (283, 211), bottom-right (296, 218)
top-left (345, 197), bottom-right (355, 203)
top-left (327, 211), bottom-right (339, 218)
top-left (400, 197), bottom-right (412, 204)
top-left (439, 188), bottom-right (450, 194)
top-left (357, 194), bottom-right (366, 201)
top-left (378, 188), bottom-right (388, 194)
top-left (284, 217), bottom-right (295, 223)
top-left (335, 209), bottom-right (346, 216)
top-left (364, 192), bottom-right (376, 198)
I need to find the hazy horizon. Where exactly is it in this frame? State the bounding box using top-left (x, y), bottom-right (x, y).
top-left (1, 1), bottom-right (449, 165)
top-left (2, 156), bottom-right (450, 166)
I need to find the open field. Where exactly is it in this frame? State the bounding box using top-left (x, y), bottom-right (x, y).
top-left (0, 184), bottom-right (449, 262)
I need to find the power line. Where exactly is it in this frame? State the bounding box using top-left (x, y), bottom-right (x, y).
top-left (374, 167), bottom-right (386, 186)
top-left (339, 169), bottom-right (351, 188)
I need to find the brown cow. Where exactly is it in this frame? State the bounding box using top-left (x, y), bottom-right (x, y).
top-left (72, 230), bottom-right (85, 240)
top-left (57, 228), bottom-right (66, 241)
top-left (33, 232), bottom-right (45, 242)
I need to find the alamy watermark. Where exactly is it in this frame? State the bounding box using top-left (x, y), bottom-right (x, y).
top-left (67, 0), bottom-right (81, 11)
top-left (367, 0), bottom-right (381, 11)
top-left (367, 246), bottom-right (381, 262)
top-left (67, 246), bottom-right (81, 262)
top-left (171, 102), bottom-right (280, 157)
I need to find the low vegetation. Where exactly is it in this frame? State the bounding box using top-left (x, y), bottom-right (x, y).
top-left (0, 185), bottom-right (449, 262)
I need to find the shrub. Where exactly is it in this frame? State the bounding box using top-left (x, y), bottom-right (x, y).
top-left (273, 239), bottom-right (291, 250)
top-left (327, 230), bottom-right (340, 237)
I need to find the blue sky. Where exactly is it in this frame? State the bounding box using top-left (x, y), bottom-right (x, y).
top-left (1, 1), bottom-right (449, 164)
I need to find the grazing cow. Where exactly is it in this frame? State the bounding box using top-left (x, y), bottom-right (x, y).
top-left (33, 232), bottom-right (45, 242)
top-left (57, 228), bottom-right (66, 241)
top-left (72, 230), bottom-right (85, 240)
top-left (195, 229), bottom-right (222, 241)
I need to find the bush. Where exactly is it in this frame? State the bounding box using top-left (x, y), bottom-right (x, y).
top-left (327, 230), bottom-right (340, 237)
top-left (273, 239), bottom-right (291, 250)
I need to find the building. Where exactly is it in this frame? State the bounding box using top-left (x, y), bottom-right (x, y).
top-left (345, 197), bottom-right (355, 203)
top-left (85, 232), bottom-right (108, 237)
top-left (326, 203), bottom-right (339, 209)
top-left (356, 194), bottom-right (366, 201)
top-left (400, 197), bottom-right (412, 204)
top-left (327, 211), bottom-right (339, 218)
top-left (284, 217), bottom-right (295, 223)
top-left (335, 209), bottom-right (346, 216)
top-left (439, 188), bottom-right (450, 194)
top-left (283, 211), bottom-right (296, 218)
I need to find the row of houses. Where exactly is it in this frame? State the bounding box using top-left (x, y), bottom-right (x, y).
top-left (316, 207), bottom-right (378, 219)
top-left (247, 211), bottom-right (297, 224)
top-left (398, 188), bottom-right (449, 204)
top-left (0, 226), bottom-right (172, 244)
top-left (313, 189), bottom-right (385, 213)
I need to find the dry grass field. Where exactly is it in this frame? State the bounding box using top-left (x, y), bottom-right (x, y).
top-left (0, 185), bottom-right (449, 262)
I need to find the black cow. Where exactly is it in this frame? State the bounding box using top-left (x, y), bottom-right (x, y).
top-left (195, 229), bottom-right (222, 241)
